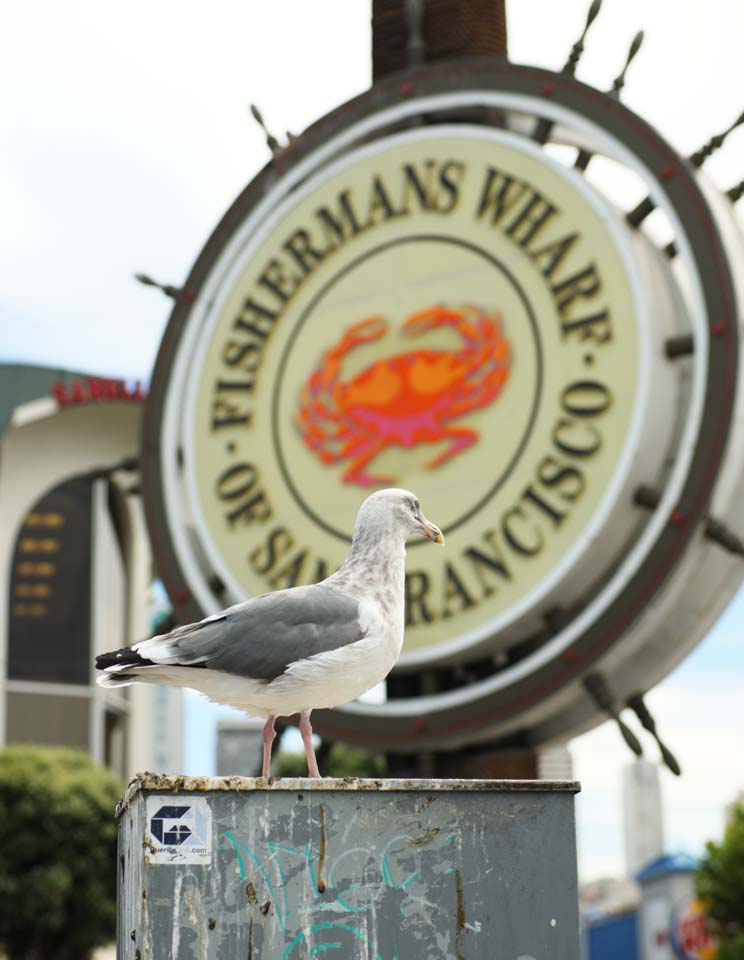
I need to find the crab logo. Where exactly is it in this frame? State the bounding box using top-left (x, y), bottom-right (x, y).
top-left (295, 304), bottom-right (511, 487)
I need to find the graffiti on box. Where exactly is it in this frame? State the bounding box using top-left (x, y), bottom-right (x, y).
top-left (220, 804), bottom-right (492, 959)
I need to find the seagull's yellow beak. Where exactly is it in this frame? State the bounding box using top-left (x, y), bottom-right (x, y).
top-left (417, 513), bottom-right (445, 546)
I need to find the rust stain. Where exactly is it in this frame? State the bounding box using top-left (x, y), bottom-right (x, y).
top-left (142, 833), bottom-right (158, 863)
top-left (248, 914), bottom-right (254, 958)
top-left (412, 826), bottom-right (441, 847)
top-left (245, 880), bottom-right (258, 904)
top-left (185, 887), bottom-right (198, 925)
top-left (317, 804), bottom-right (327, 893)
top-left (208, 917), bottom-right (216, 930)
top-left (455, 868), bottom-right (466, 960)
top-left (260, 901), bottom-right (271, 916)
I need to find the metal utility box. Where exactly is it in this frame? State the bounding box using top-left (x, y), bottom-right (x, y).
top-left (117, 775), bottom-right (580, 959)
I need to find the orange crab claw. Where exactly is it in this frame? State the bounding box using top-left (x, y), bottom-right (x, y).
top-left (402, 305), bottom-right (479, 342)
top-left (344, 315), bottom-right (388, 344)
top-left (401, 305), bottom-right (448, 336)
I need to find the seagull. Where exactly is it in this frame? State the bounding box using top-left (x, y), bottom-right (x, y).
top-left (96, 488), bottom-right (443, 778)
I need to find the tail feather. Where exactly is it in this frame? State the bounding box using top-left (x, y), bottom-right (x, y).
top-left (96, 628), bottom-right (210, 688)
top-left (97, 670), bottom-right (141, 688)
top-left (96, 608), bottom-right (225, 687)
top-left (97, 664), bottom-right (207, 689)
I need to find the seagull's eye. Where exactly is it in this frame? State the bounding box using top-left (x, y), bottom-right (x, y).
top-left (412, 498), bottom-right (420, 513)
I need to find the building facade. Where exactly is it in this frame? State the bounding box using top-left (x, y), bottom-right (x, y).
top-left (623, 759), bottom-right (666, 878)
top-left (0, 364), bottom-right (182, 778)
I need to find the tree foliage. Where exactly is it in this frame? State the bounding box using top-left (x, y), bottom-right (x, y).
top-left (274, 741), bottom-right (385, 779)
top-left (0, 746), bottom-right (122, 960)
top-left (695, 801), bottom-right (744, 960)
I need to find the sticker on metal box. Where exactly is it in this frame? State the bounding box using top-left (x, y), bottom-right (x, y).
top-left (145, 795), bottom-right (212, 865)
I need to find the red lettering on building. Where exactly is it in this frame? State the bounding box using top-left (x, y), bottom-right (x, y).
top-left (51, 377), bottom-right (146, 408)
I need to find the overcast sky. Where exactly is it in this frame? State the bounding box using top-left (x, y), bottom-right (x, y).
top-left (2, 0), bottom-right (743, 883)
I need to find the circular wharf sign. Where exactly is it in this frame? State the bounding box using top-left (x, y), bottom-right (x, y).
top-left (143, 61), bottom-right (744, 751)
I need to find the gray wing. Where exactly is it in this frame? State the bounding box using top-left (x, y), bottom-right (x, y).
top-left (135, 583), bottom-right (366, 681)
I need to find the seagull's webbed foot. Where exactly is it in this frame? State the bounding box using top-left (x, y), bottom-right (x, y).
top-left (299, 709), bottom-right (321, 778)
top-left (261, 715), bottom-right (276, 779)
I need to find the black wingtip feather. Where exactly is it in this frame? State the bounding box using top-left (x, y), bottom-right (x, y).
top-left (95, 647), bottom-right (156, 671)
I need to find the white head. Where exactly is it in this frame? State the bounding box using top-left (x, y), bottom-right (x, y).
top-left (353, 488), bottom-right (444, 545)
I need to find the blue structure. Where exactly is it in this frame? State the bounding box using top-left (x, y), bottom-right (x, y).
top-left (584, 853), bottom-right (703, 960)
top-left (586, 911), bottom-right (639, 960)
top-left (635, 852), bottom-right (699, 884)
top-left (636, 852), bottom-right (702, 960)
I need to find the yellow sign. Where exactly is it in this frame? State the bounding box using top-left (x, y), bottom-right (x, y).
top-left (184, 129), bottom-right (645, 660)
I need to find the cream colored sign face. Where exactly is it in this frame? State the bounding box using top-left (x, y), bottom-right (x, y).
top-left (186, 128), bottom-right (643, 657)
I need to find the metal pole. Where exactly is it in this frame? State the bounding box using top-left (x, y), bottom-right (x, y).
top-left (372, 0), bottom-right (508, 82)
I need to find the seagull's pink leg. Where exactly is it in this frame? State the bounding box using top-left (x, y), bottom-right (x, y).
top-left (261, 715), bottom-right (276, 778)
top-left (299, 709), bottom-right (321, 778)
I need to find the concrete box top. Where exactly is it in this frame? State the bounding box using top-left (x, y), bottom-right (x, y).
top-left (117, 773), bottom-right (581, 817)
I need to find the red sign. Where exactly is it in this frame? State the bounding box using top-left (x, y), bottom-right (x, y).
top-left (52, 377), bottom-right (146, 407)
top-left (672, 898), bottom-right (718, 960)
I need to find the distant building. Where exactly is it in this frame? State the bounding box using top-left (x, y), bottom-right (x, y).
top-left (216, 719), bottom-right (264, 776)
top-left (580, 875), bottom-right (640, 917)
top-left (623, 759), bottom-right (665, 877)
top-left (636, 853), bottom-right (716, 960)
top-left (145, 676), bottom-right (184, 775)
top-left (581, 853), bottom-right (717, 960)
top-left (580, 875), bottom-right (640, 960)
top-left (146, 588), bottom-right (183, 774)
top-left (0, 363), bottom-right (182, 778)
top-left (537, 744), bottom-right (574, 781)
